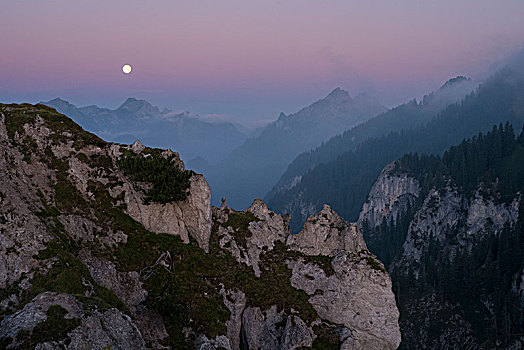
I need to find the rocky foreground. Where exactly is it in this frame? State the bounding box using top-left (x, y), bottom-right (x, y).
top-left (0, 103), bottom-right (400, 349)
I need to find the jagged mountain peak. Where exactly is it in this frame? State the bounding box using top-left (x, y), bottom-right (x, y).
top-left (40, 97), bottom-right (249, 164)
top-left (119, 96), bottom-right (142, 105)
top-left (325, 87), bottom-right (351, 100)
top-left (115, 97), bottom-right (162, 118)
top-left (116, 97), bottom-right (161, 117)
top-left (288, 87), bottom-right (382, 122)
top-left (208, 87), bottom-right (387, 209)
top-left (46, 97), bottom-right (72, 105)
top-left (43, 97), bottom-right (78, 110)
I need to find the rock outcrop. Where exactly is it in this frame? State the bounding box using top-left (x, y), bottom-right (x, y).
top-left (241, 306), bottom-right (315, 350)
top-left (286, 206), bottom-right (401, 350)
top-left (213, 199), bottom-right (400, 349)
top-left (0, 104), bottom-right (400, 350)
top-left (391, 185), bottom-right (520, 278)
top-left (360, 149), bottom-right (524, 349)
top-left (358, 161), bottom-right (420, 229)
top-left (214, 199), bottom-right (289, 276)
top-left (125, 172), bottom-right (212, 252)
top-left (0, 292), bottom-right (146, 350)
top-left (288, 204), bottom-right (367, 256)
top-left (287, 255), bottom-right (400, 350)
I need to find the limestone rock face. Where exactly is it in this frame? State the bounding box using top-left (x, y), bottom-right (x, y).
top-left (241, 306), bottom-right (315, 350)
top-left (61, 131), bottom-right (211, 251)
top-left (124, 167), bottom-right (212, 252)
top-left (0, 292), bottom-right (145, 350)
top-left (360, 155), bottom-right (524, 349)
top-left (211, 199), bottom-right (400, 350)
top-left (78, 249), bottom-right (147, 307)
top-left (220, 288), bottom-right (246, 350)
top-left (391, 186), bottom-right (520, 279)
top-left (63, 308), bottom-right (146, 350)
top-left (0, 114), bottom-right (55, 292)
top-left (131, 139), bottom-right (146, 153)
top-left (284, 203), bottom-right (401, 349)
top-left (358, 161), bottom-right (420, 229)
top-left (466, 191), bottom-right (520, 239)
top-left (288, 257), bottom-right (401, 350)
top-left (195, 335), bottom-right (232, 350)
top-left (391, 186), bottom-right (464, 277)
top-left (0, 293), bottom-right (83, 343)
top-left (287, 204), bottom-right (367, 256)
top-left (279, 315), bottom-right (316, 349)
top-left (0, 104), bottom-right (401, 350)
top-left (215, 199), bottom-right (289, 276)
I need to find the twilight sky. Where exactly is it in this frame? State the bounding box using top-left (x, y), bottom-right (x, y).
top-left (2, 0), bottom-right (524, 125)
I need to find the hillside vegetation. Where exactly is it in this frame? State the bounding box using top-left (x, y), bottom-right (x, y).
top-left (267, 68), bottom-right (524, 232)
top-left (360, 124), bottom-right (524, 348)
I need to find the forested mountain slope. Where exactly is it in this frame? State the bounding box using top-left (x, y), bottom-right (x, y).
top-left (359, 124), bottom-right (524, 349)
top-left (204, 88), bottom-right (387, 208)
top-left (267, 67), bottom-right (524, 232)
top-left (267, 76), bottom-right (476, 198)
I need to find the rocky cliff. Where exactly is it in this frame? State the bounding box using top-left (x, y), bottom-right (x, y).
top-left (359, 124), bottom-right (524, 349)
top-left (0, 103), bottom-right (400, 349)
top-left (358, 162), bottom-right (420, 230)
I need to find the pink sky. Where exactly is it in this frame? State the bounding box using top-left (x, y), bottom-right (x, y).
top-left (2, 0), bottom-right (524, 122)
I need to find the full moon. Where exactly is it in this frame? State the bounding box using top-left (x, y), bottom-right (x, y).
top-left (122, 64), bottom-right (132, 74)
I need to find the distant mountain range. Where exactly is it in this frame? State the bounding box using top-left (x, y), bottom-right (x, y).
top-left (266, 67), bottom-right (524, 232)
top-left (202, 88), bottom-right (388, 208)
top-left (43, 97), bottom-right (248, 164)
top-left (267, 76), bottom-right (478, 200)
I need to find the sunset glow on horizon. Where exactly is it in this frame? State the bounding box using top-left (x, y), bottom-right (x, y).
top-left (2, 0), bottom-right (524, 121)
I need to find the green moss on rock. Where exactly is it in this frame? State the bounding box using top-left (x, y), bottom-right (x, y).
top-left (2, 106), bottom-right (36, 139)
top-left (111, 220), bottom-right (320, 347)
top-left (117, 150), bottom-right (192, 204)
top-left (311, 324), bottom-right (340, 349)
top-left (1, 104), bottom-right (105, 149)
top-left (27, 305), bottom-right (81, 346)
top-left (30, 219), bottom-right (128, 315)
top-left (220, 211), bottom-right (259, 247)
top-left (365, 256), bottom-right (386, 273)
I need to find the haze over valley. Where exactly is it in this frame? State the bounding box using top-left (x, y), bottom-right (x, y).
top-left (2, 1), bottom-right (524, 349)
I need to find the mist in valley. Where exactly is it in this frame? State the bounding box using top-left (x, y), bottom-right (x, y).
top-left (2, 1), bottom-right (524, 349)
